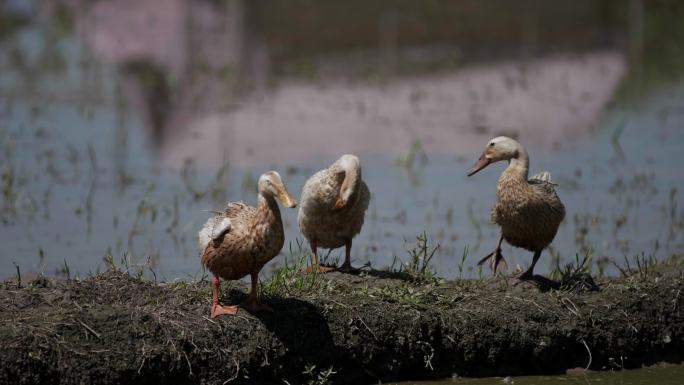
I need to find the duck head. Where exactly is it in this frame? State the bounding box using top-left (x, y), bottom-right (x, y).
top-left (334, 154), bottom-right (362, 209)
top-left (468, 136), bottom-right (523, 176)
top-left (258, 171), bottom-right (297, 208)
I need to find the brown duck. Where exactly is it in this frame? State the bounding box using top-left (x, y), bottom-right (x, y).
top-left (468, 136), bottom-right (565, 283)
top-left (198, 171), bottom-right (297, 318)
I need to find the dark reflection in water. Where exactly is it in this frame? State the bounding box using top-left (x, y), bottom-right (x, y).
top-left (395, 363), bottom-right (684, 385)
top-left (0, 0), bottom-right (683, 280)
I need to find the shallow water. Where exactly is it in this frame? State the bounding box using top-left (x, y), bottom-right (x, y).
top-left (394, 364), bottom-right (684, 385)
top-left (1, 1), bottom-right (683, 281)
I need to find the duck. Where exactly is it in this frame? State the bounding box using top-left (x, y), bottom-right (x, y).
top-left (298, 154), bottom-right (370, 273)
top-left (198, 171), bottom-right (297, 318)
top-left (467, 136), bottom-right (565, 284)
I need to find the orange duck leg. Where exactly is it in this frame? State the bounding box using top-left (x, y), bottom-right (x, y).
top-left (210, 276), bottom-right (238, 318)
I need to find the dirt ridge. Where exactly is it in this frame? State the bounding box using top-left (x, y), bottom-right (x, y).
top-left (1, 266), bottom-right (682, 385)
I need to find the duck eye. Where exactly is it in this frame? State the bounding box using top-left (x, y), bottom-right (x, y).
top-left (489, 143), bottom-right (495, 147)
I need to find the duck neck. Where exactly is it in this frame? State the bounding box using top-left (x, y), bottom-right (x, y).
top-left (341, 168), bottom-right (360, 199)
top-left (257, 193), bottom-right (281, 224)
top-left (502, 148), bottom-right (529, 182)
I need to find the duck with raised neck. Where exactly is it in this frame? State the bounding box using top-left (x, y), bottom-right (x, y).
top-left (468, 136), bottom-right (565, 286)
top-left (198, 171), bottom-right (297, 318)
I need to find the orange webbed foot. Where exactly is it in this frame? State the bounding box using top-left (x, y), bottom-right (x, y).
top-left (477, 248), bottom-right (508, 273)
top-left (302, 265), bottom-right (336, 274)
top-left (211, 303), bottom-right (239, 318)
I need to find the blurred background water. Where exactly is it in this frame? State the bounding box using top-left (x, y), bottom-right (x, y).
top-left (1, 0), bottom-right (683, 280)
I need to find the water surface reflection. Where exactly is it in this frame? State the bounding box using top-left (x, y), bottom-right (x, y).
top-left (1, 0), bottom-right (683, 280)
top-left (393, 364), bottom-right (684, 385)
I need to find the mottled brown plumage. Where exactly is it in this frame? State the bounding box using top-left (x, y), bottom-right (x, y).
top-left (493, 169), bottom-right (565, 253)
top-left (198, 171), bottom-right (297, 317)
top-left (201, 200), bottom-right (284, 280)
top-left (469, 136), bottom-right (565, 283)
top-left (298, 154), bottom-right (370, 272)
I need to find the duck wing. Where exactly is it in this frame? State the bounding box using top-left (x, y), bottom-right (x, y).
top-left (527, 171), bottom-right (558, 195)
top-left (198, 202), bottom-right (253, 254)
top-left (529, 171), bottom-right (558, 193)
top-left (528, 171), bottom-right (566, 220)
top-left (224, 202), bottom-right (252, 218)
top-left (198, 215), bottom-right (231, 254)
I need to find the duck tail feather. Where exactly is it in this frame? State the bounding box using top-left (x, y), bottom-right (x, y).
top-left (530, 171), bottom-right (551, 182)
top-left (201, 210), bottom-right (223, 215)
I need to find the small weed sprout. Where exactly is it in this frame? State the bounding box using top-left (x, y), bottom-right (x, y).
top-left (594, 256), bottom-right (611, 278)
top-left (613, 252), bottom-right (659, 280)
top-left (12, 262), bottom-right (21, 287)
top-left (317, 248), bottom-right (337, 268)
top-left (457, 244), bottom-right (469, 279)
top-left (59, 258), bottom-right (71, 280)
top-left (399, 231), bottom-right (440, 283)
top-left (103, 253), bottom-right (116, 271)
top-left (101, 251), bottom-right (154, 279)
top-left (550, 250), bottom-right (598, 291)
top-left (550, 250), bottom-right (591, 280)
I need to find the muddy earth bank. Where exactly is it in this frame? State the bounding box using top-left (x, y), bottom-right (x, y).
top-left (1, 262), bottom-right (682, 385)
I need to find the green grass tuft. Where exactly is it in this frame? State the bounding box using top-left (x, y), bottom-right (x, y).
top-left (395, 231), bottom-right (441, 283)
top-left (261, 240), bottom-right (333, 298)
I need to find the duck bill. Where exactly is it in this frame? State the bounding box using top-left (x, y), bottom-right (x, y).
top-left (277, 188), bottom-right (297, 208)
top-left (468, 156), bottom-right (491, 176)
